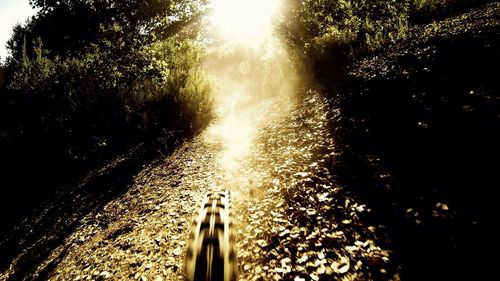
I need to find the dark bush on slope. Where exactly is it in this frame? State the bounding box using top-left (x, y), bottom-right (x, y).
top-left (279, 0), bottom-right (497, 78)
top-left (0, 0), bottom-right (214, 229)
top-left (331, 3), bottom-right (499, 280)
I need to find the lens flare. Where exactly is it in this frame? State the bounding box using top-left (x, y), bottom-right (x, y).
top-left (203, 0), bottom-right (298, 192)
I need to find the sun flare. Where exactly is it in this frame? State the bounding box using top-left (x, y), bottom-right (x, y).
top-left (204, 0), bottom-right (297, 182)
top-left (210, 0), bottom-right (281, 45)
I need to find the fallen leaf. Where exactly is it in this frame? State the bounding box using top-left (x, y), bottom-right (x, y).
top-left (256, 239), bottom-right (268, 247)
top-left (279, 229), bottom-right (290, 237)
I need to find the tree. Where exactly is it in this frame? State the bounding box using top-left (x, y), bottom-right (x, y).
top-left (6, 0), bottom-right (208, 63)
top-left (1, 0), bottom-right (214, 195)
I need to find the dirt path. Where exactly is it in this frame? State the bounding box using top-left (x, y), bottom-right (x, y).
top-left (0, 91), bottom-right (398, 281)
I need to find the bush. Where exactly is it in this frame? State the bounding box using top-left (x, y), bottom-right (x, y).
top-left (133, 36), bottom-right (214, 133)
top-left (0, 0), bottom-right (215, 232)
top-left (0, 24), bottom-right (214, 223)
top-left (279, 0), bottom-right (494, 78)
top-left (280, 0), bottom-right (409, 65)
top-left (409, 0), bottom-right (494, 22)
top-left (5, 32), bottom-right (213, 166)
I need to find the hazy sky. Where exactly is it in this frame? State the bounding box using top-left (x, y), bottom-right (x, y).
top-left (0, 0), bottom-right (38, 60)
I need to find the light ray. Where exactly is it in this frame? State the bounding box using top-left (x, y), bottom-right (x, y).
top-left (203, 0), bottom-right (297, 189)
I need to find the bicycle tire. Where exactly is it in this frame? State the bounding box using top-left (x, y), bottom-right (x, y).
top-left (185, 191), bottom-right (237, 281)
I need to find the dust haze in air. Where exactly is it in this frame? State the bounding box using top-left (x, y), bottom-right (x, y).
top-left (204, 0), bottom-right (300, 110)
top-left (199, 0), bottom-right (304, 175)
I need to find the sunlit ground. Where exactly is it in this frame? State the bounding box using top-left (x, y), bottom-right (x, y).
top-left (205, 0), bottom-right (296, 185)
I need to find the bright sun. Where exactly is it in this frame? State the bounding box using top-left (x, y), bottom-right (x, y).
top-left (210, 0), bottom-right (281, 45)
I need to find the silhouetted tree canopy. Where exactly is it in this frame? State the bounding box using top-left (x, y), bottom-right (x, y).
top-left (7, 0), bottom-right (207, 63)
top-left (0, 0), bottom-right (214, 209)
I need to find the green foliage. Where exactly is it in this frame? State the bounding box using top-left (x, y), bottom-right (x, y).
top-left (412, 0), bottom-right (458, 12)
top-left (177, 69), bottom-right (215, 131)
top-left (1, 0), bottom-right (214, 193)
top-left (131, 35), bottom-right (214, 132)
top-left (10, 37), bottom-right (56, 93)
top-left (279, 0), bottom-right (491, 75)
top-left (7, 34), bottom-right (213, 152)
top-left (409, 0), bottom-right (493, 21)
top-left (280, 0), bottom-right (409, 62)
top-left (6, 0), bottom-right (208, 64)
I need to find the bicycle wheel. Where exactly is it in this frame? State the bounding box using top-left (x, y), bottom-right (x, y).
top-left (185, 191), bottom-right (237, 281)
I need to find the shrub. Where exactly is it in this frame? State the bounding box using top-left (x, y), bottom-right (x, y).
top-left (0, 0), bottom-right (214, 232)
top-left (1, 31), bottom-right (214, 209)
top-left (409, 0), bottom-right (493, 22)
top-left (280, 0), bottom-right (409, 65)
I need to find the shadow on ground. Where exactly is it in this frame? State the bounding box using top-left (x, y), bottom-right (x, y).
top-left (329, 3), bottom-right (499, 280)
top-left (0, 135), bottom-right (184, 280)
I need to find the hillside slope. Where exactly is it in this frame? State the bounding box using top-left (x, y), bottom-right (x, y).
top-left (331, 2), bottom-right (500, 280)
